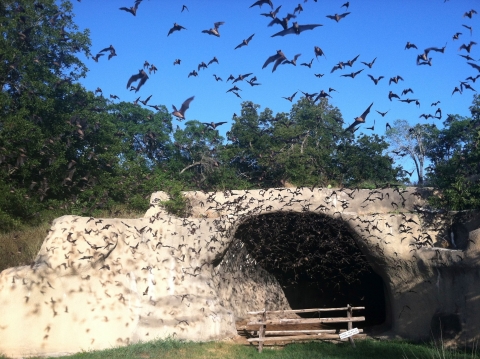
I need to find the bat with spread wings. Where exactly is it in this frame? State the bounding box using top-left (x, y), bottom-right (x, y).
top-left (235, 34), bottom-right (255, 49)
top-left (271, 22), bottom-right (322, 37)
top-left (172, 96), bottom-right (194, 120)
top-left (126, 70), bottom-right (149, 92)
top-left (326, 12), bottom-right (351, 22)
top-left (345, 102), bottom-right (374, 132)
top-left (262, 50), bottom-right (286, 72)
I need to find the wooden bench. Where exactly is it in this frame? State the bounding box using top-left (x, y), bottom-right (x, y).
top-left (246, 305), bottom-right (366, 352)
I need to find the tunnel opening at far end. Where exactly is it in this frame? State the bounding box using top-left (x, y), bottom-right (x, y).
top-left (233, 211), bottom-right (389, 332)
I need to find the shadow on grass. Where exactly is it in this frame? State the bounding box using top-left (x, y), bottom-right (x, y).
top-left (3, 338), bottom-right (478, 359)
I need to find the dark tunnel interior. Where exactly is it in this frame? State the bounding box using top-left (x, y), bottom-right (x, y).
top-left (234, 211), bottom-right (389, 330)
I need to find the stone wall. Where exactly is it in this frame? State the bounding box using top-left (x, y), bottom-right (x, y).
top-left (211, 238), bottom-right (291, 320)
top-left (1, 187), bottom-right (479, 357)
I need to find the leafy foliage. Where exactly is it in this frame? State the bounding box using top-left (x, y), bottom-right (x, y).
top-left (223, 99), bottom-right (401, 188)
top-left (386, 119), bottom-right (439, 185)
top-left (6, 0), bottom-right (472, 230)
top-left (0, 0), bottom-right (93, 227)
top-left (426, 95), bottom-right (480, 210)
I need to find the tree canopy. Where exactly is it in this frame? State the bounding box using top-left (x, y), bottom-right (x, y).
top-left (0, 1), bottom-right (479, 230)
top-left (425, 95), bottom-right (480, 210)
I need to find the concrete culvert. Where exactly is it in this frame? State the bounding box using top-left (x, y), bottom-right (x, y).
top-left (228, 212), bottom-right (389, 332)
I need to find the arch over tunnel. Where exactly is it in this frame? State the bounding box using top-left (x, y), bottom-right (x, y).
top-left (232, 211), bottom-right (390, 330)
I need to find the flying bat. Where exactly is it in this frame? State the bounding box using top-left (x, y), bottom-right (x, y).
top-left (389, 75), bottom-right (404, 85)
top-left (462, 24), bottom-right (473, 35)
top-left (314, 90), bottom-right (331, 102)
top-left (226, 85), bottom-right (241, 93)
top-left (247, 78), bottom-right (261, 86)
top-left (208, 57), bottom-right (219, 65)
top-left (268, 13), bottom-right (296, 30)
top-left (92, 53), bottom-right (104, 62)
top-left (250, 0), bottom-right (273, 9)
top-left (326, 12), bottom-right (351, 22)
top-left (405, 42), bottom-right (417, 49)
top-left (282, 53), bottom-right (301, 66)
top-left (301, 91), bottom-right (318, 102)
top-left (460, 81), bottom-right (476, 92)
top-left (99, 45), bottom-right (115, 54)
top-left (282, 91), bottom-right (297, 102)
top-left (314, 46), bottom-right (326, 59)
top-left (452, 86), bottom-right (462, 95)
top-left (140, 95), bottom-right (152, 106)
top-left (459, 41), bottom-right (477, 53)
top-left (345, 54), bottom-right (360, 67)
top-left (459, 54), bottom-right (475, 61)
top-left (168, 23), bottom-right (186, 36)
top-left (271, 22), bottom-right (322, 37)
top-left (331, 62), bottom-right (345, 72)
top-left (202, 21), bottom-right (225, 37)
top-left (233, 73), bottom-right (253, 83)
top-left (300, 58), bottom-right (314, 68)
top-left (126, 69), bottom-right (149, 92)
top-left (399, 98), bottom-right (418, 104)
top-left (376, 110), bottom-right (389, 117)
top-left (467, 62), bottom-right (480, 72)
top-left (424, 44), bottom-right (447, 55)
top-left (466, 74), bottom-right (480, 82)
top-left (172, 96), bottom-right (194, 120)
top-left (388, 91), bottom-right (400, 101)
top-left (203, 121), bottom-right (227, 129)
top-left (261, 5), bottom-right (282, 19)
top-left (464, 9), bottom-right (477, 18)
top-left (262, 50), bottom-right (286, 72)
top-left (361, 57), bottom-right (376, 68)
top-left (119, 0), bottom-right (141, 16)
top-left (341, 69), bottom-right (364, 78)
top-left (419, 113), bottom-right (433, 119)
top-left (235, 33), bottom-right (255, 49)
top-left (345, 102), bottom-right (374, 132)
top-left (293, 4), bottom-right (303, 14)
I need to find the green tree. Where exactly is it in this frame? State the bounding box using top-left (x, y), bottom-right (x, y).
top-left (224, 101), bottom-right (280, 186)
top-left (274, 98), bottom-right (345, 186)
top-left (107, 101), bottom-right (173, 166)
top-left (224, 98), bottom-right (402, 189)
top-left (427, 95), bottom-right (480, 210)
top-left (336, 134), bottom-right (404, 188)
top-left (173, 120), bottom-right (249, 191)
top-left (0, 0), bottom-right (94, 227)
top-left (386, 119), bottom-right (438, 186)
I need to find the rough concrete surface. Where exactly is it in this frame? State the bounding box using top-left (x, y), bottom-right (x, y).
top-left (1, 187), bottom-right (479, 357)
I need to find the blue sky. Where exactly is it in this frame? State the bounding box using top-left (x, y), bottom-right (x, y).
top-left (73, 0), bottom-right (478, 150)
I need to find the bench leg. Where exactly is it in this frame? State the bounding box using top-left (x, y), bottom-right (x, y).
top-left (258, 324), bottom-right (266, 352)
top-left (258, 310), bottom-right (267, 352)
top-left (347, 304), bottom-right (356, 348)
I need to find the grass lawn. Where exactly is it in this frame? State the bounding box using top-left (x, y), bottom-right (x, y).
top-left (2, 338), bottom-right (478, 359)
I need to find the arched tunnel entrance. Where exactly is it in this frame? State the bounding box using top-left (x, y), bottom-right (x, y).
top-left (230, 211), bottom-right (390, 331)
